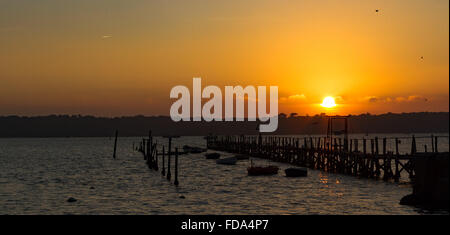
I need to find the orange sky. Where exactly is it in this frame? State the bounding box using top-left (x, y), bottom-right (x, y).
top-left (0, 0), bottom-right (448, 116)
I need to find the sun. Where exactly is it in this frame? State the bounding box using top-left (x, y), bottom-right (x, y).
top-left (321, 96), bottom-right (337, 108)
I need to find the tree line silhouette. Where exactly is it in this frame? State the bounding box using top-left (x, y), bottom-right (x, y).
top-left (0, 112), bottom-right (448, 137)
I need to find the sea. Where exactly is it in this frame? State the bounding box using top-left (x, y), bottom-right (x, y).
top-left (0, 134), bottom-right (448, 215)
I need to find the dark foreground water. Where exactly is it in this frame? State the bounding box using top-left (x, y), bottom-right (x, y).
top-left (0, 134), bottom-right (448, 215)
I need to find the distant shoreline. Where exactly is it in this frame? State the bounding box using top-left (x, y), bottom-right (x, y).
top-left (0, 112), bottom-right (448, 138)
top-left (0, 133), bottom-right (449, 139)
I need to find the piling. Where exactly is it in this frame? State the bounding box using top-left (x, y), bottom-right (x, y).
top-left (113, 130), bottom-right (118, 159)
top-left (148, 131), bottom-right (153, 167)
top-left (162, 146), bottom-right (166, 176)
top-left (167, 138), bottom-right (172, 181)
top-left (394, 138), bottom-right (400, 182)
top-left (154, 148), bottom-right (159, 171)
top-left (142, 139), bottom-right (146, 160)
top-left (174, 148), bottom-right (179, 186)
top-left (434, 136), bottom-right (438, 153)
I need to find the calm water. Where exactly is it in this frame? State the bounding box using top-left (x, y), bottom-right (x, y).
top-left (0, 134), bottom-right (448, 215)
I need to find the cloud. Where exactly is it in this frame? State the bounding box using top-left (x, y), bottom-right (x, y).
top-left (102, 35), bottom-right (112, 39)
top-left (395, 95), bottom-right (428, 102)
top-left (362, 96), bottom-right (382, 103)
top-left (362, 95), bottom-right (428, 103)
top-left (279, 94), bottom-right (306, 103)
top-left (368, 97), bottom-right (378, 103)
top-left (288, 94), bottom-right (306, 100)
top-left (334, 96), bottom-right (346, 103)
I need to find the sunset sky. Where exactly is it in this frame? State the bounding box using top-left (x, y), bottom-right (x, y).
top-left (0, 0), bottom-right (448, 116)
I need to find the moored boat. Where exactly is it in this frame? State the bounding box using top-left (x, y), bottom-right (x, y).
top-left (183, 145), bottom-right (206, 154)
top-left (205, 152), bottom-right (221, 159)
top-left (285, 167), bottom-right (307, 177)
top-left (216, 157), bottom-right (237, 165)
top-left (247, 165), bottom-right (279, 176)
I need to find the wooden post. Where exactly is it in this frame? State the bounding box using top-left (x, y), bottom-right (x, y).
top-left (434, 136), bottom-right (438, 153)
top-left (174, 148), bottom-right (179, 186)
top-left (382, 138), bottom-right (388, 181)
top-left (142, 139), bottom-right (146, 159)
top-left (154, 145), bottom-right (159, 171)
top-left (113, 130), bottom-right (118, 159)
top-left (375, 137), bottom-right (380, 178)
top-left (146, 139), bottom-right (151, 167)
top-left (369, 139), bottom-right (375, 178)
top-left (144, 139), bottom-right (147, 160)
top-left (394, 138), bottom-right (400, 182)
top-left (363, 139), bottom-right (366, 154)
top-left (375, 137), bottom-right (379, 155)
top-left (431, 135), bottom-right (435, 152)
top-left (395, 138), bottom-right (399, 155)
top-left (161, 146), bottom-right (166, 176)
top-left (411, 135), bottom-right (417, 154)
top-left (149, 130), bottom-right (153, 168)
top-left (167, 137), bottom-right (172, 180)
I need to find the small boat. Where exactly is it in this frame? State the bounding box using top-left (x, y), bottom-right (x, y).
top-left (205, 152), bottom-right (221, 159)
top-left (216, 157), bottom-right (237, 165)
top-left (247, 165), bottom-right (279, 176)
top-left (235, 154), bottom-right (249, 160)
top-left (183, 145), bottom-right (206, 154)
top-left (285, 167), bottom-right (308, 177)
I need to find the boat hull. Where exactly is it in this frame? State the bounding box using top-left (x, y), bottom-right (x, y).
top-left (205, 153), bottom-right (221, 159)
top-left (285, 167), bottom-right (308, 177)
top-left (183, 145), bottom-right (206, 154)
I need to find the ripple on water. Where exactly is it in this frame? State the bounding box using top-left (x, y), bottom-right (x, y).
top-left (0, 136), bottom-right (447, 215)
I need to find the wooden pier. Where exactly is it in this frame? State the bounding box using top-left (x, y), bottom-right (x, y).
top-left (207, 134), bottom-right (449, 182)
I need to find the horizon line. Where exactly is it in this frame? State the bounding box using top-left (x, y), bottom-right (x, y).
top-left (0, 111), bottom-right (448, 119)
